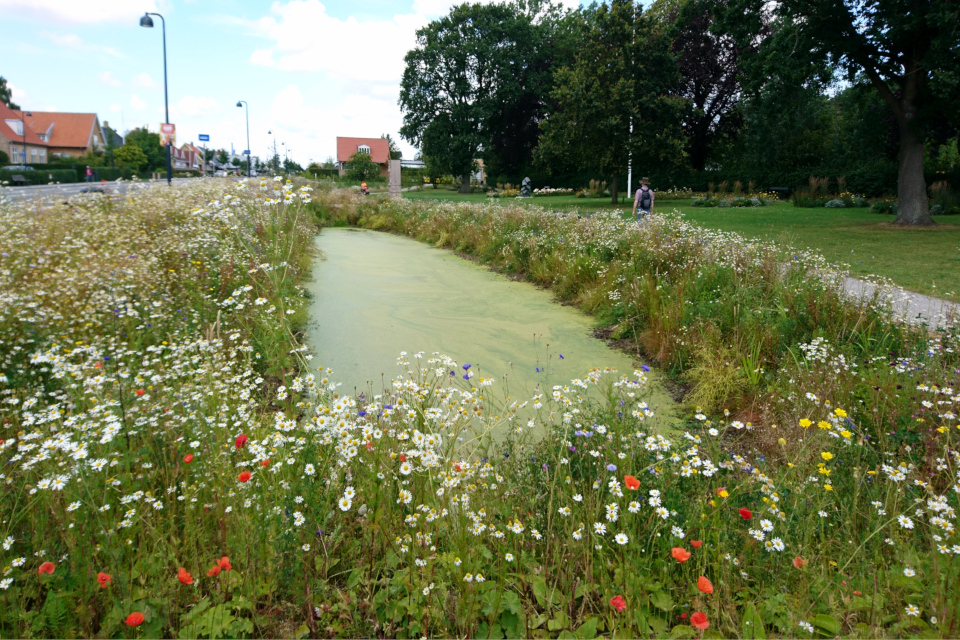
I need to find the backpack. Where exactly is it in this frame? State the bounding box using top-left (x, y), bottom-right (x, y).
top-left (639, 187), bottom-right (652, 209)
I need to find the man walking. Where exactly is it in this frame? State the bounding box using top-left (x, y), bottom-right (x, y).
top-left (632, 177), bottom-right (655, 221)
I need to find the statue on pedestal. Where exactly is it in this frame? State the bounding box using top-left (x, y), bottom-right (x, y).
top-left (520, 177), bottom-right (532, 198)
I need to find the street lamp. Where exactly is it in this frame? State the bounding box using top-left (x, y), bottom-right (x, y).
top-left (19, 110), bottom-right (32, 167)
top-left (236, 101), bottom-right (250, 178)
top-left (267, 130), bottom-right (278, 174)
top-left (139, 12), bottom-right (172, 186)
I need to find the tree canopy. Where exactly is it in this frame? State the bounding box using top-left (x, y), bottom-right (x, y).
top-left (0, 76), bottom-right (18, 110)
top-left (730, 0), bottom-right (960, 223)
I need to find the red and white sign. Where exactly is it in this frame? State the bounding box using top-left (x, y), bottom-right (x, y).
top-left (159, 123), bottom-right (176, 146)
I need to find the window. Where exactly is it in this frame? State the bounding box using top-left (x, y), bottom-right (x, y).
top-left (357, 145), bottom-right (370, 154)
top-left (31, 148), bottom-right (37, 162)
top-left (4, 119), bottom-right (23, 136)
top-left (39, 149), bottom-right (46, 162)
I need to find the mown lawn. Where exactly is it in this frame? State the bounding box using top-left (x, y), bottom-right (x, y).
top-left (405, 188), bottom-right (960, 297)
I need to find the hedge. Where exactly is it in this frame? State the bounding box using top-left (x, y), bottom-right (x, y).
top-left (0, 169), bottom-right (78, 185)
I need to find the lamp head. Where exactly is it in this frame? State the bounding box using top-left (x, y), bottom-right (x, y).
top-left (140, 13), bottom-right (154, 28)
top-left (236, 101), bottom-right (243, 108)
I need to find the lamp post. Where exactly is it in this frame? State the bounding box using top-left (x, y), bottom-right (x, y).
top-left (19, 110), bottom-right (32, 167)
top-left (236, 101), bottom-right (250, 178)
top-left (139, 12), bottom-right (172, 186)
top-left (267, 130), bottom-right (278, 174)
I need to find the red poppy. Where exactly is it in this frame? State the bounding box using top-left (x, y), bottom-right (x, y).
top-left (624, 475), bottom-right (640, 491)
top-left (238, 471), bottom-right (251, 483)
top-left (690, 540), bottom-right (703, 549)
top-left (697, 576), bottom-right (714, 594)
top-left (235, 434), bottom-right (248, 449)
top-left (454, 463), bottom-right (462, 472)
top-left (260, 459), bottom-right (270, 468)
top-left (609, 595), bottom-right (626, 612)
top-left (177, 567), bottom-right (193, 585)
top-left (217, 556), bottom-right (232, 571)
top-left (125, 612), bottom-right (144, 627)
top-left (97, 572), bottom-right (112, 588)
top-left (94, 361), bottom-right (102, 369)
top-left (680, 612), bottom-right (688, 620)
top-left (206, 565), bottom-right (221, 578)
top-left (738, 507), bottom-right (752, 520)
top-left (135, 389), bottom-right (145, 397)
top-left (792, 556), bottom-right (807, 569)
top-left (37, 561), bottom-right (55, 575)
top-left (671, 547), bottom-right (691, 563)
top-left (853, 590), bottom-right (862, 596)
top-left (690, 611), bottom-right (709, 630)
top-left (183, 454), bottom-right (194, 464)
top-left (399, 454), bottom-right (407, 463)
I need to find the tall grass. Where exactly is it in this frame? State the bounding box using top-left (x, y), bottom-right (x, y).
top-left (0, 183), bottom-right (957, 638)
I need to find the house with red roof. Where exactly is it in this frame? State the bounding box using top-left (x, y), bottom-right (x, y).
top-left (0, 102), bottom-right (48, 164)
top-left (22, 111), bottom-right (104, 159)
top-left (336, 136), bottom-right (390, 177)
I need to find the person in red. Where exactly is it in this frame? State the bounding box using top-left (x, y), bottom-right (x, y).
top-left (632, 176), bottom-right (655, 221)
top-left (85, 166), bottom-right (94, 183)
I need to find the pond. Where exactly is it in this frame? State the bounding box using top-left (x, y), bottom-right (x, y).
top-left (305, 228), bottom-right (675, 425)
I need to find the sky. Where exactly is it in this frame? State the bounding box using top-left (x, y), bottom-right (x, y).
top-left (0, 0), bottom-right (583, 166)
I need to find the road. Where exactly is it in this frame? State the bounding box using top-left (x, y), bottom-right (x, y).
top-left (0, 178), bottom-right (194, 202)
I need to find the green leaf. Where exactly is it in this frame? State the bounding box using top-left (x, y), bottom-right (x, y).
top-left (650, 590), bottom-right (674, 613)
top-left (669, 624), bottom-right (695, 639)
top-left (531, 575), bottom-right (551, 609)
top-left (576, 616), bottom-right (599, 639)
top-left (501, 610), bottom-right (523, 639)
top-left (742, 603), bottom-right (766, 639)
top-left (811, 613), bottom-right (840, 636)
top-left (574, 582), bottom-right (596, 600)
top-left (548, 611), bottom-right (569, 631)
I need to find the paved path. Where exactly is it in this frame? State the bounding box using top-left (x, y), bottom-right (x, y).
top-left (0, 178), bottom-right (192, 202)
top-left (842, 276), bottom-right (959, 330)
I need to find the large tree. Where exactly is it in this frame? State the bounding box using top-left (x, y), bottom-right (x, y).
top-left (535, 1), bottom-right (687, 203)
top-left (0, 76), bottom-right (18, 110)
top-left (733, 0), bottom-right (960, 225)
top-left (400, 3), bottom-right (542, 192)
top-left (124, 128), bottom-right (166, 171)
top-left (670, 0), bottom-right (745, 171)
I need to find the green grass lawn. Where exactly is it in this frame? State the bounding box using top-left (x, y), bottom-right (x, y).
top-left (404, 188), bottom-right (960, 297)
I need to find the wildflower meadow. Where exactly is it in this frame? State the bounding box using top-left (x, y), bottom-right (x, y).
top-left (0, 180), bottom-right (958, 638)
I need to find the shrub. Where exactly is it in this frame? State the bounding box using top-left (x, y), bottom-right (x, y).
top-left (870, 198), bottom-right (898, 214)
top-left (345, 151), bottom-right (381, 182)
top-left (717, 198), bottom-right (730, 207)
top-left (824, 199), bottom-right (846, 208)
top-left (0, 168), bottom-right (78, 185)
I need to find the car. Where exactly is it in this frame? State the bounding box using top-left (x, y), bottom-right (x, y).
top-left (4, 165), bottom-right (35, 171)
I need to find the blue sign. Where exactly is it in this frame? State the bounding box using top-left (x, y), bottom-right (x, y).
top-left (198, 134), bottom-right (210, 142)
top-left (243, 150), bottom-right (250, 155)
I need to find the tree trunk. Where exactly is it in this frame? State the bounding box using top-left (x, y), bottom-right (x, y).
top-left (459, 174), bottom-right (471, 194)
top-left (610, 173), bottom-right (618, 205)
top-left (894, 122), bottom-right (932, 225)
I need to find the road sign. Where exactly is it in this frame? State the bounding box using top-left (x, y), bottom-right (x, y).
top-left (243, 150), bottom-right (250, 155)
top-left (198, 134), bottom-right (210, 142)
top-left (159, 123), bottom-right (176, 146)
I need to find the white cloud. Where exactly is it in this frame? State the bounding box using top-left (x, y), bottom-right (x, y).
top-left (8, 82), bottom-right (28, 104)
top-left (40, 31), bottom-right (124, 57)
top-left (249, 1), bottom-right (425, 85)
top-left (266, 84), bottom-right (413, 162)
top-left (130, 94), bottom-right (147, 110)
top-left (249, 49), bottom-right (275, 67)
top-left (0, 0), bottom-right (158, 25)
top-left (99, 71), bottom-right (123, 87)
top-left (176, 96), bottom-right (221, 117)
top-left (132, 73), bottom-right (157, 89)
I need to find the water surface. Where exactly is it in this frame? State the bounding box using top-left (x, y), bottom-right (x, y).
top-left (305, 228), bottom-right (674, 420)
